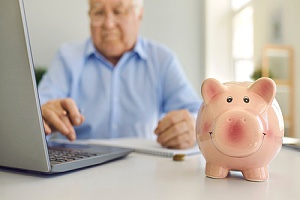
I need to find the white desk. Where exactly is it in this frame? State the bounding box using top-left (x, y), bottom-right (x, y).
top-left (1, 146), bottom-right (300, 200)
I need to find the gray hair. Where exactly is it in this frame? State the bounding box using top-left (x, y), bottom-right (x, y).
top-left (88, 0), bottom-right (144, 16)
top-left (89, 0), bottom-right (143, 6)
top-left (132, 0), bottom-right (144, 16)
top-left (133, 0), bottom-right (144, 7)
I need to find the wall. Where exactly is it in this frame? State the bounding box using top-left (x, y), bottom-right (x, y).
top-left (23, 0), bottom-right (90, 67)
top-left (23, 0), bottom-right (205, 94)
top-left (205, 0), bottom-right (232, 82)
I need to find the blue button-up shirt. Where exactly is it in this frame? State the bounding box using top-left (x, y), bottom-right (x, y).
top-left (38, 37), bottom-right (201, 140)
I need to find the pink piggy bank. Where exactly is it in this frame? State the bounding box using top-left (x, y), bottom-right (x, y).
top-left (196, 77), bottom-right (284, 181)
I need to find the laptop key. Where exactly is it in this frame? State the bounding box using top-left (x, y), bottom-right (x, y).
top-left (48, 149), bottom-right (99, 163)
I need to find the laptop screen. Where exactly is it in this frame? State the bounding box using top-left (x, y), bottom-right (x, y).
top-left (0, 0), bottom-right (51, 172)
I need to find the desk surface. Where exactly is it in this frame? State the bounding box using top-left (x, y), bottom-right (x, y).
top-left (1, 146), bottom-right (300, 200)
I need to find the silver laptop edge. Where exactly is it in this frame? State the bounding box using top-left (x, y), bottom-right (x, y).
top-left (0, 0), bottom-right (51, 172)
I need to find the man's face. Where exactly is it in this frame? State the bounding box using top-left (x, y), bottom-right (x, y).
top-left (89, 0), bottom-right (143, 63)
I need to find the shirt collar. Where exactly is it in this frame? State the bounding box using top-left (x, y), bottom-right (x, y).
top-left (84, 36), bottom-right (147, 61)
top-left (85, 38), bottom-right (97, 58)
top-left (133, 36), bottom-right (147, 60)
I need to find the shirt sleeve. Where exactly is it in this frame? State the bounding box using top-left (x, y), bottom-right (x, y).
top-left (37, 48), bottom-right (72, 105)
top-left (160, 52), bottom-right (202, 116)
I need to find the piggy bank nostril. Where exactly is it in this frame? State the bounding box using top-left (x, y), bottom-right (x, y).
top-left (242, 118), bottom-right (247, 123)
top-left (227, 118), bottom-right (232, 122)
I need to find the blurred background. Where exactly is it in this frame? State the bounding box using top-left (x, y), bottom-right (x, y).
top-left (24, 0), bottom-right (299, 138)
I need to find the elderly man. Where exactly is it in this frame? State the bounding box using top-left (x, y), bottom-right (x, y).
top-left (38, 0), bottom-right (201, 149)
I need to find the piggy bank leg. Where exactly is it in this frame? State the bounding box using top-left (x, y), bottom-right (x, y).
top-left (205, 163), bottom-right (229, 179)
top-left (242, 166), bottom-right (269, 182)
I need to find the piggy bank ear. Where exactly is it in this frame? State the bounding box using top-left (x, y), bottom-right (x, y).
top-left (248, 77), bottom-right (276, 104)
top-left (201, 78), bottom-right (226, 104)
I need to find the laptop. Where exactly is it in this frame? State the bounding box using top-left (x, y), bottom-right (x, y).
top-left (0, 0), bottom-right (132, 174)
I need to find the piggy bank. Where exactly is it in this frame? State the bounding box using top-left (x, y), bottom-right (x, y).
top-left (196, 77), bottom-right (284, 181)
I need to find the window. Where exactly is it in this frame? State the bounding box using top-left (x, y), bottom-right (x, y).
top-left (231, 0), bottom-right (254, 81)
top-left (231, 0), bottom-right (252, 11)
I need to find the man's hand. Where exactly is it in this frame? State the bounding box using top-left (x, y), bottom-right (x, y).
top-left (154, 109), bottom-right (196, 149)
top-left (41, 98), bottom-right (84, 141)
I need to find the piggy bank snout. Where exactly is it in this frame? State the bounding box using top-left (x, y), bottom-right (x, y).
top-left (212, 110), bottom-right (265, 158)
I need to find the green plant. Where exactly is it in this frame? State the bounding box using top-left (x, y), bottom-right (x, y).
top-left (251, 68), bottom-right (274, 80)
top-left (34, 67), bottom-right (47, 85)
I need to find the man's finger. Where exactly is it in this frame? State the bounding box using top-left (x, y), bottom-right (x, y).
top-left (44, 110), bottom-right (71, 135)
top-left (157, 121), bottom-right (188, 144)
top-left (155, 110), bottom-right (188, 134)
top-left (160, 133), bottom-right (192, 149)
top-left (61, 98), bottom-right (83, 126)
top-left (59, 113), bottom-right (76, 141)
top-left (43, 120), bottom-right (52, 135)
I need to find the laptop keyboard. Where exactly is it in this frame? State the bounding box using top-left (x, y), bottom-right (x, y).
top-left (48, 148), bottom-right (99, 163)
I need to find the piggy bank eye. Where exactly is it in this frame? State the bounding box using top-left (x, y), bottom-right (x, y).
top-left (243, 96), bottom-right (250, 103)
top-left (227, 96), bottom-right (233, 103)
